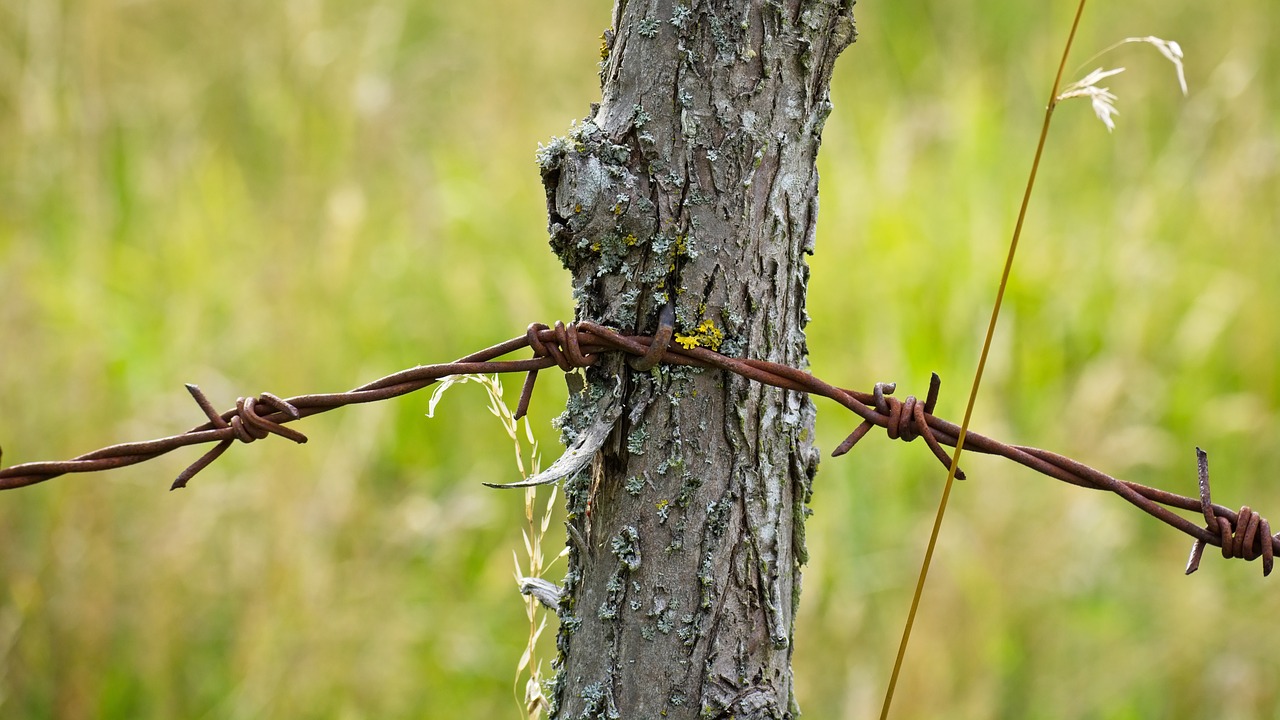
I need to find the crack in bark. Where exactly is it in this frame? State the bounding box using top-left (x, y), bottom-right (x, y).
top-left (543, 2), bottom-right (856, 718)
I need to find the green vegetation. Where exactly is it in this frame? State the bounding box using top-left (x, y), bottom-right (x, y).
top-left (0, 1), bottom-right (1276, 717)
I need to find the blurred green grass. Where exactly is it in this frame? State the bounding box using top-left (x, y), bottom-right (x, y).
top-left (1, 1), bottom-right (1276, 717)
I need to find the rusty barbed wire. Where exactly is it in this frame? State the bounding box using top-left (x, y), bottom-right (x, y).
top-left (1, 319), bottom-right (1275, 576)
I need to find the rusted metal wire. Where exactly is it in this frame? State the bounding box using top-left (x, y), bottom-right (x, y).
top-left (1, 320), bottom-right (1275, 576)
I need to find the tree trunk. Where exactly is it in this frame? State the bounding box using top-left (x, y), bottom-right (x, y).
top-left (537, 2), bottom-right (855, 717)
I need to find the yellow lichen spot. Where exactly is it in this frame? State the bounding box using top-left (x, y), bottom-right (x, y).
top-left (573, 203), bottom-right (583, 213)
top-left (590, 242), bottom-right (602, 252)
top-left (655, 499), bottom-right (669, 511)
top-left (600, 34), bottom-right (610, 61)
top-left (697, 319), bottom-right (724, 351)
top-left (674, 319), bottom-right (724, 352)
top-left (623, 234), bottom-right (638, 246)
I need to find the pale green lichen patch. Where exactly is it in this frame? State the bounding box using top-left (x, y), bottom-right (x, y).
top-left (536, 134), bottom-right (572, 172)
top-left (676, 613), bottom-right (698, 646)
top-left (673, 469), bottom-right (701, 509)
top-left (626, 424), bottom-right (648, 455)
top-left (646, 593), bottom-right (679, 636)
top-left (669, 5), bottom-right (693, 30)
top-left (655, 498), bottom-right (670, 523)
top-left (577, 680), bottom-right (619, 720)
top-left (552, 369), bottom-right (608, 448)
top-left (610, 526), bottom-right (642, 571)
top-left (592, 230), bottom-right (636, 278)
top-left (598, 526), bottom-right (643, 624)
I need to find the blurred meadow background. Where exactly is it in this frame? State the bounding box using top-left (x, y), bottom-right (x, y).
top-left (1, 0), bottom-right (1277, 717)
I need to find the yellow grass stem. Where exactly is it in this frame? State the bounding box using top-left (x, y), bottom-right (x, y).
top-left (877, 1), bottom-right (1090, 717)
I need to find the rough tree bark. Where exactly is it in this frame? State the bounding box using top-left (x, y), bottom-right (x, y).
top-left (537, 2), bottom-right (855, 717)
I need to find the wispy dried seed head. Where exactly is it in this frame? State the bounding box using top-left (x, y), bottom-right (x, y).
top-left (1059, 35), bottom-right (1188, 132)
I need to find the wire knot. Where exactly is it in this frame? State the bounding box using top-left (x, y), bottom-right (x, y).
top-left (224, 395), bottom-right (308, 444)
top-left (1186, 448), bottom-right (1276, 576)
top-left (514, 321), bottom-right (600, 421)
top-left (832, 373), bottom-right (964, 480)
top-left (876, 383), bottom-right (926, 442)
top-left (1215, 505), bottom-right (1273, 567)
top-left (526, 321), bottom-right (599, 371)
top-left (170, 385), bottom-right (306, 490)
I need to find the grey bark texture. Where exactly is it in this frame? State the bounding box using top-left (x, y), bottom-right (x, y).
top-left (537, 2), bottom-right (855, 718)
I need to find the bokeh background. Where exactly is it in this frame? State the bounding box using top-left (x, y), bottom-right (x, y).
top-left (1, 0), bottom-right (1277, 717)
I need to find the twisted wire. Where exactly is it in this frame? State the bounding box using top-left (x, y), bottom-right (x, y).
top-left (1, 320), bottom-right (1275, 575)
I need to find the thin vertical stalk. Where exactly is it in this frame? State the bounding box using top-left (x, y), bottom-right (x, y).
top-left (878, 2), bottom-right (1090, 717)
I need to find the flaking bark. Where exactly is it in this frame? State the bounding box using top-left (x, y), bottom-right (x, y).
top-left (538, 2), bottom-right (855, 718)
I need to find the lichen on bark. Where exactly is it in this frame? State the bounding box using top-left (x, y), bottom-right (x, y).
top-left (540, 2), bottom-right (856, 718)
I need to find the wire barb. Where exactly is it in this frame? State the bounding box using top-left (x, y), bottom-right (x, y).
top-left (1186, 448), bottom-right (1274, 576)
top-left (0, 320), bottom-right (1275, 576)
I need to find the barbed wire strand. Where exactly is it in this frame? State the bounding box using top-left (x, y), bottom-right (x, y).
top-left (0, 320), bottom-right (1274, 576)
